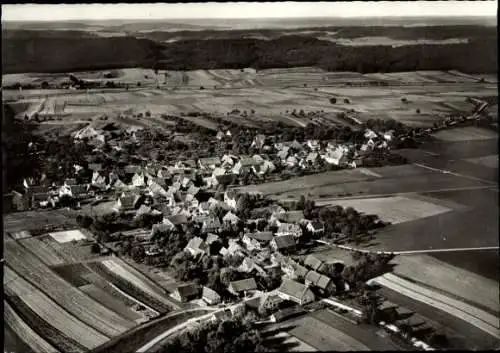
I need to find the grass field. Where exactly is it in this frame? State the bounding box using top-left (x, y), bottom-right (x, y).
top-left (18, 236), bottom-right (67, 266)
top-left (3, 210), bottom-right (77, 234)
top-left (5, 241), bottom-right (135, 337)
top-left (324, 196), bottom-right (454, 225)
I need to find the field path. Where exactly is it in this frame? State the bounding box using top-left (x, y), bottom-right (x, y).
top-left (369, 273), bottom-right (500, 339)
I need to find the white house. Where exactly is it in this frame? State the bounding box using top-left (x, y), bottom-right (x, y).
top-left (276, 223), bottom-right (302, 238)
top-left (224, 190), bottom-right (238, 210)
top-left (222, 211), bottom-right (240, 226)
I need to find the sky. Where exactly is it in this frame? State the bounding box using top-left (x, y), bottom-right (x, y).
top-left (2, 1), bottom-right (497, 22)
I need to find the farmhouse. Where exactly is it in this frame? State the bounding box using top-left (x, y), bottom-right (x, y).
top-left (132, 172), bottom-right (146, 187)
top-left (228, 278), bottom-right (257, 297)
top-left (114, 194), bottom-right (143, 212)
top-left (232, 158), bottom-right (260, 175)
top-left (171, 284), bottom-right (200, 302)
top-left (202, 286), bottom-right (221, 305)
top-left (224, 190), bottom-right (238, 209)
top-left (205, 233), bottom-right (220, 246)
top-left (271, 307), bottom-right (306, 323)
top-left (251, 134), bottom-right (267, 149)
top-left (201, 216), bottom-right (222, 233)
top-left (277, 279), bottom-right (315, 305)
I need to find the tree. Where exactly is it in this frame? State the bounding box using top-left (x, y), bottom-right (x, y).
top-left (90, 243), bottom-right (101, 254)
top-left (131, 245), bottom-right (145, 262)
top-left (41, 81), bottom-right (49, 89)
top-left (416, 108), bottom-right (421, 114)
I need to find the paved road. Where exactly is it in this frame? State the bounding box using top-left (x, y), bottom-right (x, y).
top-left (369, 273), bottom-right (500, 339)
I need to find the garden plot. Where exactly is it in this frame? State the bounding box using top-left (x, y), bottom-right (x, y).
top-left (433, 127), bottom-right (498, 142)
top-left (4, 266), bottom-right (110, 349)
top-left (288, 316), bottom-right (370, 351)
top-left (326, 196), bottom-right (453, 225)
top-left (463, 154), bottom-right (498, 169)
top-left (49, 229), bottom-right (87, 243)
top-left (4, 241), bottom-right (134, 337)
top-left (3, 210), bottom-right (77, 234)
top-left (4, 300), bottom-right (60, 353)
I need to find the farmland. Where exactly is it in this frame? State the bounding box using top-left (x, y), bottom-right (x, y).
top-left (3, 69), bottom-right (497, 133)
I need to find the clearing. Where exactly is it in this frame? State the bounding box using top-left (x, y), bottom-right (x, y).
top-left (48, 229), bottom-right (88, 243)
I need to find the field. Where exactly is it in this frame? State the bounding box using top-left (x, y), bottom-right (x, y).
top-left (379, 287), bottom-right (500, 350)
top-left (4, 266), bottom-right (109, 349)
top-left (4, 241), bottom-right (134, 337)
top-left (433, 126), bottom-right (498, 142)
top-left (3, 210), bottom-right (77, 235)
top-left (4, 321), bottom-right (36, 353)
top-left (3, 69), bottom-right (497, 133)
top-left (238, 164), bottom-right (491, 200)
top-left (322, 195), bottom-right (454, 225)
top-left (464, 154), bottom-right (498, 169)
top-left (263, 331), bottom-right (316, 352)
top-left (4, 300), bottom-right (60, 353)
top-left (283, 315), bottom-right (370, 351)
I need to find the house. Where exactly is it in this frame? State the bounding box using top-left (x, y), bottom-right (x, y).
top-left (383, 130), bottom-right (394, 141)
top-left (316, 275), bottom-right (336, 294)
top-left (242, 233), bottom-right (262, 251)
top-left (289, 140), bottom-right (304, 152)
top-left (171, 284), bottom-right (200, 302)
top-left (220, 239), bottom-right (245, 257)
top-left (256, 160), bottom-right (276, 175)
top-left (114, 194), bottom-right (143, 212)
top-left (91, 171), bottom-right (107, 187)
top-left (252, 154), bottom-right (265, 165)
top-left (251, 134), bottom-right (266, 150)
top-left (186, 185), bottom-right (200, 196)
top-left (64, 178), bottom-right (77, 186)
top-left (259, 294), bottom-right (284, 313)
top-left (364, 129), bottom-right (378, 140)
top-left (184, 237), bottom-right (208, 257)
top-left (221, 154), bottom-right (238, 167)
top-left (12, 191), bottom-right (29, 211)
top-left (88, 163), bottom-right (103, 172)
top-left (135, 204), bottom-right (152, 217)
top-left (165, 214), bottom-right (189, 226)
top-left (205, 233), bottom-right (220, 246)
top-left (248, 231), bottom-right (274, 244)
top-left (72, 125), bottom-right (100, 140)
top-left (222, 211), bottom-right (240, 226)
top-left (294, 264), bottom-right (309, 280)
top-left (148, 182), bottom-right (169, 198)
top-left (306, 152), bottom-right (320, 164)
top-left (198, 202), bottom-right (210, 215)
top-left (306, 221), bottom-right (324, 235)
top-left (124, 165), bottom-right (142, 175)
top-left (286, 155), bottom-right (298, 167)
top-left (238, 257), bottom-right (264, 274)
top-left (270, 234), bottom-right (296, 252)
top-left (277, 147), bottom-right (291, 161)
top-left (132, 172), bottom-right (146, 187)
top-left (211, 167), bottom-right (226, 180)
top-left (323, 146), bottom-right (349, 166)
top-left (112, 179), bottom-right (128, 190)
top-left (202, 286), bottom-right (221, 305)
top-left (216, 130), bottom-right (226, 141)
top-left (70, 184), bottom-right (91, 199)
top-left (304, 255), bottom-right (326, 272)
top-left (276, 223), bottom-right (302, 238)
top-left (273, 211), bottom-right (304, 225)
top-left (307, 140), bottom-right (320, 151)
top-left (201, 217), bottom-right (222, 234)
top-left (198, 157), bottom-right (221, 170)
top-left (156, 219), bottom-right (176, 233)
top-left (277, 279), bottom-right (315, 305)
top-left (181, 177), bottom-right (194, 189)
top-left (232, 158), bottom-right (260, 175)
top-left (228, 278), bottom-right (257, 297)
top-left (271, 307), bottom-right (306, 323)
top-left (224, 190), bottom-right (238, 209)
top-left (304, 270), bottom-right (322, 286)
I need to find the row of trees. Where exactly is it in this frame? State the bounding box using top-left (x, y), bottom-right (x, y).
top-left (159, 312), bottom-right (265, 353)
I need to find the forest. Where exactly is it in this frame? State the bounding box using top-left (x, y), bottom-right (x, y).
top-left (2, 26), bottom-right (496, 74)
